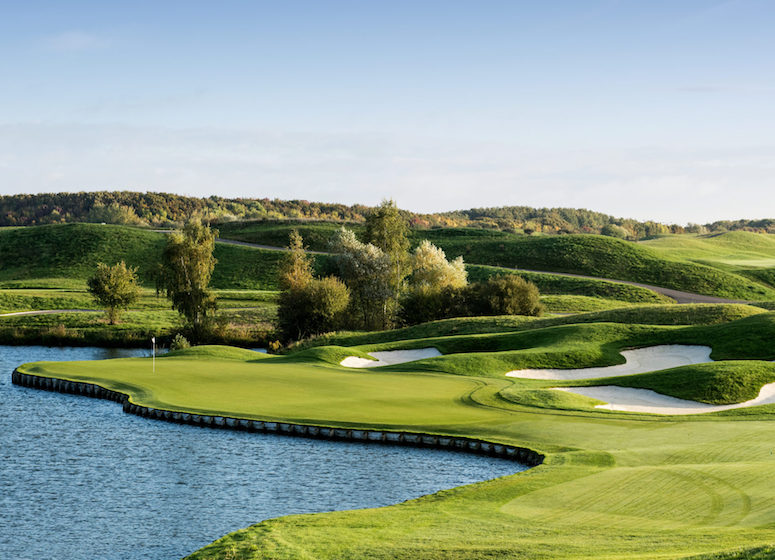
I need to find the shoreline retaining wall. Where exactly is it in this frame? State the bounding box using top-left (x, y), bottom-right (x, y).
top-left (11, 369), bottom-right (544, 467)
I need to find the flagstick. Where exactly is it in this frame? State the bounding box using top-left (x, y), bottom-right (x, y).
top-left (152, 336), bottom-right (156, 373)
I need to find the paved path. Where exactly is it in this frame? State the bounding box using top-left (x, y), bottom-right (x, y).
top-left (215, 237), bottom-right (747, 305)
top-left (215, 237), bottom-right (327, 255)
top-left (0, 309), bottom-right (101, 317)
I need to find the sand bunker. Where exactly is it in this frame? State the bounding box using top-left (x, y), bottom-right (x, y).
top-left (554, 384), bottom-right (775, 415)
top-left (340, 348), bottom-right (442, 368)
top-left (506, 345), bottom-right (713, 380)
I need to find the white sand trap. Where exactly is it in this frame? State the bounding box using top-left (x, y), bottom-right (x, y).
top-left (506, 345), bottom-right (713, 380)
top-left (554, 384), bottom-right (775, 415)
top-left (340, 348), bottom-right (442, 368)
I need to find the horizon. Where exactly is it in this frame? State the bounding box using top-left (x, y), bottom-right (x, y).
top-left (1, 1), bottom-right (773, 224)
top-left (3, 188), bottom-right (775, 227)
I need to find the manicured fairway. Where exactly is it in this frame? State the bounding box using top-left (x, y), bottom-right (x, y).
top-left (17, 317), bottom-right (775, 560)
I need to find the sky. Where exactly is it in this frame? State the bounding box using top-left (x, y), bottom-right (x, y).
top-left (1, 0), bottom-right (773, 224)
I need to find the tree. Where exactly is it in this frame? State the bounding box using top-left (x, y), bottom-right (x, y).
top-left (87, 261), bottom-right (142, 324)
top-left (330, 227), bottom-right (395, 330)
top-left (409, 240), bottom-right (467, 293)
top-left (279, 229), bottom-right (313, 290)
top-left (401, 241), bottom-right (468, 324)
top-left (277, 231), bottom-right (350, 340)
top-left (278, 276), bottom-right (350, 340)
top-left (474, 275), bottom-right (543, 317)
top-left (600, 224), bottom-right (630, 239)
top-left (364, 199), bottom-right (410, 293)
top-left (160, 221), bottom-right (218, 339)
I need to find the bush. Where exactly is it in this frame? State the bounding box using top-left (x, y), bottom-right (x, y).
top-left (170, 333), bottom-right (191, 351)
top-left (474, 275), bottom-right (544, 316)
top-left (401, 276), bottom-right (543, 325)
top-left (278, 276), bottom-right (350, 340)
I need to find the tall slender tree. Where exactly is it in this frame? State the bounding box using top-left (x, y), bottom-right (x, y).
top-left (160, 221), bottom-right (218, 339)
top-left (364, 199), bottom-right (410, 293)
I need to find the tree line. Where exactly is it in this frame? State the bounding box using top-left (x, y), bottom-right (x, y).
top-left (4, 191), bottom-right (772, 236)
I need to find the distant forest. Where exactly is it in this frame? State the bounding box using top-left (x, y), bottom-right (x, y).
top-left (1, 191), bottom-right (773, 238)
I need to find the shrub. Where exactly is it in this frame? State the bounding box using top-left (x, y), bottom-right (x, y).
top-left (170, 333), bottom-right (191, 351)
top-left (278, 276), bottom-right (350, 340)
top-left (473, 274), bottom-right (544, 316)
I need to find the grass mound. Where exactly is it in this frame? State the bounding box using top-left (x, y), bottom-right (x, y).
top-left (163, 345), bottom-right (268, 360)
top-left (586, 361), bottom-right (775, 405)
top-left (295, 305), bottom-right (766, 352)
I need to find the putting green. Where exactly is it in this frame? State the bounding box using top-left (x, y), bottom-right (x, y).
top-left (17, 344), bottom-right (775, 559)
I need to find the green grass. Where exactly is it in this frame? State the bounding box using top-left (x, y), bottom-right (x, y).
top-left (215, 222), bottom-right (775, 299)
top-left (467, 264), bottom-right (673, 303)
top-left (0, 292), bottom-right (278, 347)
top-left (428, 232), bottom-right (775, 300)
top-left (641, 231), bottom-right (775, 269)
top-left (0, 223), bottom-right (295, 290)
top-left (586, 361), bottom-right (775, 405)
top-left (18, 326), bottom-right (775, 560)
top-left (293, 304), bottom-right (767, 352)
top-left (216, 219), bottom-right (361, 251)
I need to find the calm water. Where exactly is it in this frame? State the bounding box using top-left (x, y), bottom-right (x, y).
top-left (0, 345), bottom-right (525, 560)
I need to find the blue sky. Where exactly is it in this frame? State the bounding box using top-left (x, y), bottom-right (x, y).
top-left (1, 0), bottom-right (773, 223)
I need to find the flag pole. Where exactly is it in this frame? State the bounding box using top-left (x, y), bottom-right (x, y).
top-left (152, 336), bottom-right (156, 373)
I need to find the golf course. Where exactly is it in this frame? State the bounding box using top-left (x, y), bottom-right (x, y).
top-left (14, 304), bottom-right (775, 559)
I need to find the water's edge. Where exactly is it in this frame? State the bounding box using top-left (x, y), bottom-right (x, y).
top-left (12, 368), bottom-right (544, 466)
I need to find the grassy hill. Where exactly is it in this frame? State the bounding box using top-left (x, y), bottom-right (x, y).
top-left (0, 223), bottom-right (291, 290)
top-left (642, 231), bottom-right (775, 290)
top-left (216, 221), bottom-right (775, 300)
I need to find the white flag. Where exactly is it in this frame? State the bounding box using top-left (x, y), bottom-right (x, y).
top-left (152, 337), bottom-right (155, 344)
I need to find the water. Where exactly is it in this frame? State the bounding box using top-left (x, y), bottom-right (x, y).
top-left (0, 345), bottom-right (525, 560)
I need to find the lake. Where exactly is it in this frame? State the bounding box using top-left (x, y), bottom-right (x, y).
top-left (0, 345), bottom-right (526, 560)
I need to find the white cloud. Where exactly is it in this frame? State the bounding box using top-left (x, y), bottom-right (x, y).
top-left (0, 123), bottom-right (773, 224)
top-left (45, 31), bottom-right (107, 52)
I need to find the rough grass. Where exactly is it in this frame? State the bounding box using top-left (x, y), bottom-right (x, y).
top-left (0, 223), bottom-right (295, 290)
top-left (467, 264), bottom-right (673, 303)
top-left (214, 221), bottom-right (774, 299)
top-left (427, 232), bottom-right (775, 300)
top-left (294, 304), bottom-right (766, 351)
top-left (586, 361), bottom-right (775, 405)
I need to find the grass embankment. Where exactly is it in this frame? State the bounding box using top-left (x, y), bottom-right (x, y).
top-left (293, 304), bottom-right (766, 351)
top-left (216, 221), bottom-right (775, 300)
top-left (339, 311), bottom-right (775, 379)
top-left (18, 323), bottom-right (775, 560)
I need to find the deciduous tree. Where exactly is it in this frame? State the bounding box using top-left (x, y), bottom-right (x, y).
top-left (87, 261), bottom-right (142, 324)
top-left (160, 221), bottom-right (218, 339)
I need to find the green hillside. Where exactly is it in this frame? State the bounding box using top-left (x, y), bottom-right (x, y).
top-left (422, 231), bottom-right (775, 300)
top-left (215, 221), bottom-right (775, 299)
top-left (0, 223), bottom-right (291, 290)
top-left (641, 231), bottom-right (775, 268)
